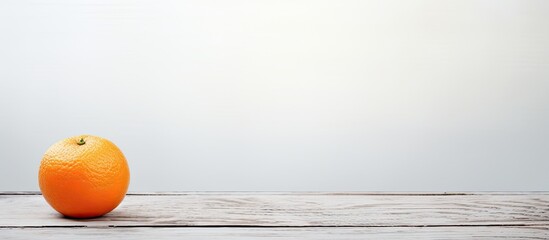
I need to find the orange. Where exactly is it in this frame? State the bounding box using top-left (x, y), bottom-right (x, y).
top-left (38, 135), bottom-right (130, 218)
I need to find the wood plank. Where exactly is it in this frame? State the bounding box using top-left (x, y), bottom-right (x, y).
top-left (3, 192), bottom-right (549, 195)
top-left (1, 227), bottom-right (548, 239)
top-left (1, 193), bottom-right (548, 227)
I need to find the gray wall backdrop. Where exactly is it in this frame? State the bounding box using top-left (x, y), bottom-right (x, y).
top-left (1, 0), bottom-right (548, 191)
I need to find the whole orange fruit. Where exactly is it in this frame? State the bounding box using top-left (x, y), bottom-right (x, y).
top-left (38, 135), bottom-right (130, 218)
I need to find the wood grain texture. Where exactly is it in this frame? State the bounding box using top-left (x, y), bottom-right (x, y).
top-left (1, 192), bottom-right (548, 227)
top-left (2, 227), bottom-right (549, 240)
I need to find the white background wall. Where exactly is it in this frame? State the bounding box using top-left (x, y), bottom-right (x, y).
top-left (1, 0), bottom-right (548, 191)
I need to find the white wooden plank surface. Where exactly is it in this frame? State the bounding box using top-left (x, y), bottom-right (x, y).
top-left (2, 227), bottom-right (549, 240)
top-left (1, 192), bottom-right (548, 227)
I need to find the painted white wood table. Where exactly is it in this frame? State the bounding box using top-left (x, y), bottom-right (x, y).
top-left (1, 192), bottom-right (548, 239)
